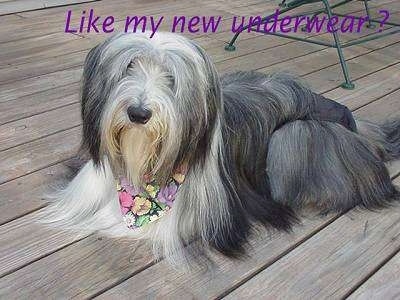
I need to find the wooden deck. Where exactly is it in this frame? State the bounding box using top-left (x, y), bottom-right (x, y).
top-left (0, 0), bottom-right (400, 298)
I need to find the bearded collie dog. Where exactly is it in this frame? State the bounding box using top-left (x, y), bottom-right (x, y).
top-left (42, 32), bottom-right (400, 267)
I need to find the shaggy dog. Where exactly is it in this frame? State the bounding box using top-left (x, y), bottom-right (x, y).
top-left (43, 32), bottom-right (400, 266)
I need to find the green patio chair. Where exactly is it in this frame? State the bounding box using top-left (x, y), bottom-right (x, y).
top-left (225, 0), bottom-right (400, 89)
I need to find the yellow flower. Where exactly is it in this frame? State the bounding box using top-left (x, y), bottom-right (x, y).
top-left (145, 184), bottom-right (159, 198)
top-left (173, 173), bottom-right (185, 184)
top-left (131, 197), bottom-right (152, 216)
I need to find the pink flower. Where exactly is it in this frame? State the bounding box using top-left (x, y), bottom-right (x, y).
top-left (119, 191), bottom-right (133, 214)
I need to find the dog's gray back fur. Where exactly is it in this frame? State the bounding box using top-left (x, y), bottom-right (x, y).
top-left (220, 71), bottom-right (399, 219)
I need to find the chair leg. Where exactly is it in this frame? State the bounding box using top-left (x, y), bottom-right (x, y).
top-left (363, 0), bottom-right (376, 29)
top-left (225, 31), bottom-right (240, 51)
top-left (321, 0), bottom-right (355, 89)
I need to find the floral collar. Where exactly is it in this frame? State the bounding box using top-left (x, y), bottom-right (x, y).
top-left (117, 167), bottom-right (186, 229)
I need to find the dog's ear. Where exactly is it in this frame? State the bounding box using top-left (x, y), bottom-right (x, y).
top-left (80, 44), bottom-right (104, 165)
top-left (173, 40), bottom-right (223, 169)
top-left (81, 44), bottom-right (101, 116)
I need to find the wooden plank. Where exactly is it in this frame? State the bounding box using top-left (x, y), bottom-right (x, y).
top-left (0, 214), bottom-right (334, 298)
top-left (304, 42), bottom-right (400, 94)
top-left (224, 176), bottom-right (400, 299)
top-left (0, 34), bottom-right (94, 68)
top-left (0, 211), bottom-right (89, 277)
top-left (0, 0), bottom-right (98, 15)
top-left (0, 85), bottom-right (79, 126)
top-left (0, 67), bottom-right (82, 103)
top-left (323, 64), bottom-right (400, 111)
top-left (0, 103), bottom-right (81, 151)
top-left (0, 50), bottom-right (86, 85)
top-left (354, 88), bottom-right (400, 123)
top-left (0, 229), bottom-right (153, 298)
top-left (0, 126), bottom-right (81, 184)
top-left (221, 22), bottom-right (400, 74)
top-left (0, 162), bottom-right (69, 225)
top-left (204, 6), bottom-right (393, 65)
top-left (100, 202), bottom-right (400, 299)
top-left (348, 251), bottom-right (400, 300)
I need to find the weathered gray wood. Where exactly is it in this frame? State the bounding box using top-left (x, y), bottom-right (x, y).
top-left (0, 214), bottom-right (335, 298)
top-left (0, 32), bottom-right (82, 67)
top-left (225, 176), bottom-right (400, 299)
top-left (324, 63), bottom-right (400, 110)
top-left (0, 86), bottom-right (79, 125)
top-left (0, 34), bottom-right (91, 65)
top-left (304, 42), bottom-right (400, 93)
top-left (354, 88), bottom-right (400, 123)
top-left (0, 67), bottom-right (82, 103)
top-left (0, 211), bottom-right (89, 277)
top-left (0, 227), bottom-right (153, 298)
top-left (0, 162), bottom-right (69, 225)
top-left (0, 0), bottom-right (98, 15)
top-left (0, 102), bottom-right (81, 151)
top-left (0, 51), bottom-right (86, 85)
top-left (348, 251), bottom-right (400, 300)
top-left (0, 126), bottom-right (81, 184)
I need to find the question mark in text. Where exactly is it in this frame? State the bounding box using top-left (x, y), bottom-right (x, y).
top-left (378, 10), bottom-right (390, 32)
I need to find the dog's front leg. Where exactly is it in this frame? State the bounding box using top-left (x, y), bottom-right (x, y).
top-left (40, 159), bottom-right (121, 232)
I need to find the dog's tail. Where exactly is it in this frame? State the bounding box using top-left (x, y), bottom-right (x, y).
top-left (356, 119), bottom-right (400, 162)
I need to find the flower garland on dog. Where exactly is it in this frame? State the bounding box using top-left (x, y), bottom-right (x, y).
top-left (117, 167), bottom-right (186, 229)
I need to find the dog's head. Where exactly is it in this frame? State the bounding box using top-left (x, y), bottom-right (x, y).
top-left (80, 33), bottom-right (222, 185)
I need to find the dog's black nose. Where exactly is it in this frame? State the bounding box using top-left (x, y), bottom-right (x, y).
top-left (127, 106), bottom-right (152, 124)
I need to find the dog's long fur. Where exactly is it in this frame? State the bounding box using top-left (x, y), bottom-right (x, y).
top-left (41, 32), bottom-right (400, 267)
